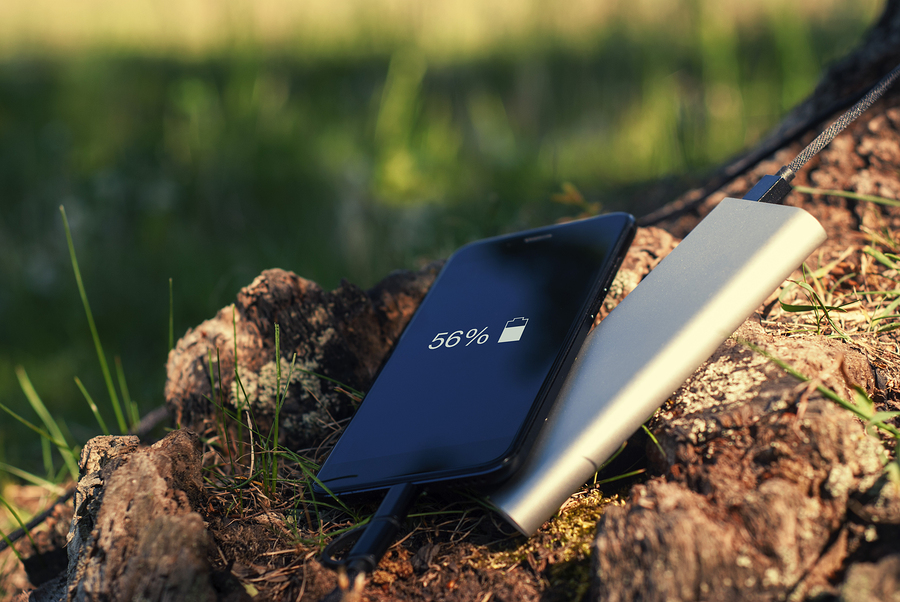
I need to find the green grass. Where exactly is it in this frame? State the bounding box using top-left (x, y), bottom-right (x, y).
top-left (779, 186), bottom-right (900, 336)
top-left (748, 340), bottom-right (900, 439)
top-left (758, 188), bottom-right (900, 481)
top-left (0, 205), bottom-right (144, 550)
top-left (60, 206), bottom-right (128, 434)
top-left (793, 186), bottom-right (900, 208)
top-left (196, 307), bottom-right (361, 529)
top-left (199, 321), bottom-right (364, 547)
top-left (779, 263), bottom-right (853, 339)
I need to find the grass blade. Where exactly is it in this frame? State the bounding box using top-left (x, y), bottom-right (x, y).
top-left (864, 246), bottom-right (900, 271)
top-left (169, 277), bottom-right (175, 352)
top-left (780, 300), bottom-right (849, 313)
top-left (0, 399), bottom-right (63, 449)
top-left (74, 377), bottom-right (110, 436)
top-left (293, 368), bottom-right (365, 398)
top-left (794, 186), bottom-right (900, 207)
top-left (873, 296), bottom-right (900, 322)
top-left (268, 324), bottom-right (284, 493)
top-left (40, 436), bottom-right (53, 480)
top-left (642, 423), bottom-right (665, 457)
top-left (114, 357), bottom-right (140, 429)
top-left (273, 323), bottom-right (281, 455)
top-left (15, 366), bottom-right (79, 479)
top-left (0, 461), bottom-right (66, 494)
top-left (0, 494), bottom-right (38, 553)
top-left (594, 468), bottom-right (646, 486)
top-left (0, 526), bottom-right (22, 562)
top-left (293, 460), bottom-right (356, 518)
top-left (60, 205), bottom-right (127, 434)
top-left (741, 339), bottom-right (900, 438)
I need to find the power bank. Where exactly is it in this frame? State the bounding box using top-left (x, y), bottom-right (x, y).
top-left (487, 198), bottom-right (827, 535)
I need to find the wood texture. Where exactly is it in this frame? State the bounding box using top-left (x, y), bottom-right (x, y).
top-left (60, 431), bottom-right (245, 602)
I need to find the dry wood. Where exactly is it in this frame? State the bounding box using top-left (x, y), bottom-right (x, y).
top-left (59, 431), bottom-right (247, 602)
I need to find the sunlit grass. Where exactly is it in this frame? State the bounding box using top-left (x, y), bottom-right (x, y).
top-left (746, 339), bottom-right (900, 489)
top-left (774, 187), bottom-right (900, 338)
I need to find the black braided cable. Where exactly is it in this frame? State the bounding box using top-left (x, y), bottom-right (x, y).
top-left (640, 62), bottom-right (900, 223)
top-left (780, 62), bottom-right (900, 181)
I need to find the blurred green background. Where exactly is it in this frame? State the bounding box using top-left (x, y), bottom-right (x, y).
top-left (0, 0), bottom-right (883, 474)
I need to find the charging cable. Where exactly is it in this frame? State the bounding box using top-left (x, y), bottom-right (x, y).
top-left (318, 482), bottom-right (419, 598)
top-left (744, 62), bottom-right (900, 205)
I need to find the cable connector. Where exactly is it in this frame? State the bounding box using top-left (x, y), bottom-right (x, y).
top-left (742, 166), bottom-right (795, 205)
top-left (320, 482), bottom-right (419, 581)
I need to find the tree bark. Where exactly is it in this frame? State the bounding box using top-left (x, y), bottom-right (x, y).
top-left (59, 431), bottom-right (246, 602)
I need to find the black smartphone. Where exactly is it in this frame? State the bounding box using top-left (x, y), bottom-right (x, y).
top-left (316, 212), bottom-right (635, 495)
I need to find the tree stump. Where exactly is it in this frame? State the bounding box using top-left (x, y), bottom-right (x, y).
top-left (162, 19), bottom-right (900, 598)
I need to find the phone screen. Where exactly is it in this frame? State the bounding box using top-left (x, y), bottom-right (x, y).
top-left (317, 213), bottom-right (635, 493)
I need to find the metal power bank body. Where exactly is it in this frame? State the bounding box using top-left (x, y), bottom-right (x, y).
top-left (488, 198), bottom-right (828, 535)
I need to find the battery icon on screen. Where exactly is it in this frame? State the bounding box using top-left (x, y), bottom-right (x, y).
top-left (498, 317), bottom-right (528, 343)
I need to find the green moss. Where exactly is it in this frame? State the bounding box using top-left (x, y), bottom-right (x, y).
top-left (474, 488), bottom-right (624, 601)
top-left (230, 356), bottom-right (323, 412)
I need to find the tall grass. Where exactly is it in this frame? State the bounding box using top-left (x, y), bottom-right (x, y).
top-left (60, 206), bottom-right (128, 434)
top-left (0, 205), bottom-right (142, 497)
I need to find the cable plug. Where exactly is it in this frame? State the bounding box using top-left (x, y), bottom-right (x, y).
top-left (742, 167), bottom-right (795, 205)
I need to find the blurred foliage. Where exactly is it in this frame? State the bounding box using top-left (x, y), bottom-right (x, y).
top-left (0, 0), bottom-right (880, 62)
top-left (0, 0), bottom-right (883, 473)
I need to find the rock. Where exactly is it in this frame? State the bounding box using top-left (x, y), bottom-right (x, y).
top-left (66, 434), bottom-right (140, 581)
top-left (592, 351), bottom-right (885, 600)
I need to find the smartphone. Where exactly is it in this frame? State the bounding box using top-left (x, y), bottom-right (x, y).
top-left (315, 212), bottom-right (635, 495)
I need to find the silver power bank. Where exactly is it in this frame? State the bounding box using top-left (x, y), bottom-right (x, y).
top-left (488, 198), bottom-right (827, 535)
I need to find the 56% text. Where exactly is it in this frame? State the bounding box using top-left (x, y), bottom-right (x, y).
top-left (428, 327), bottom-right (489, 349)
